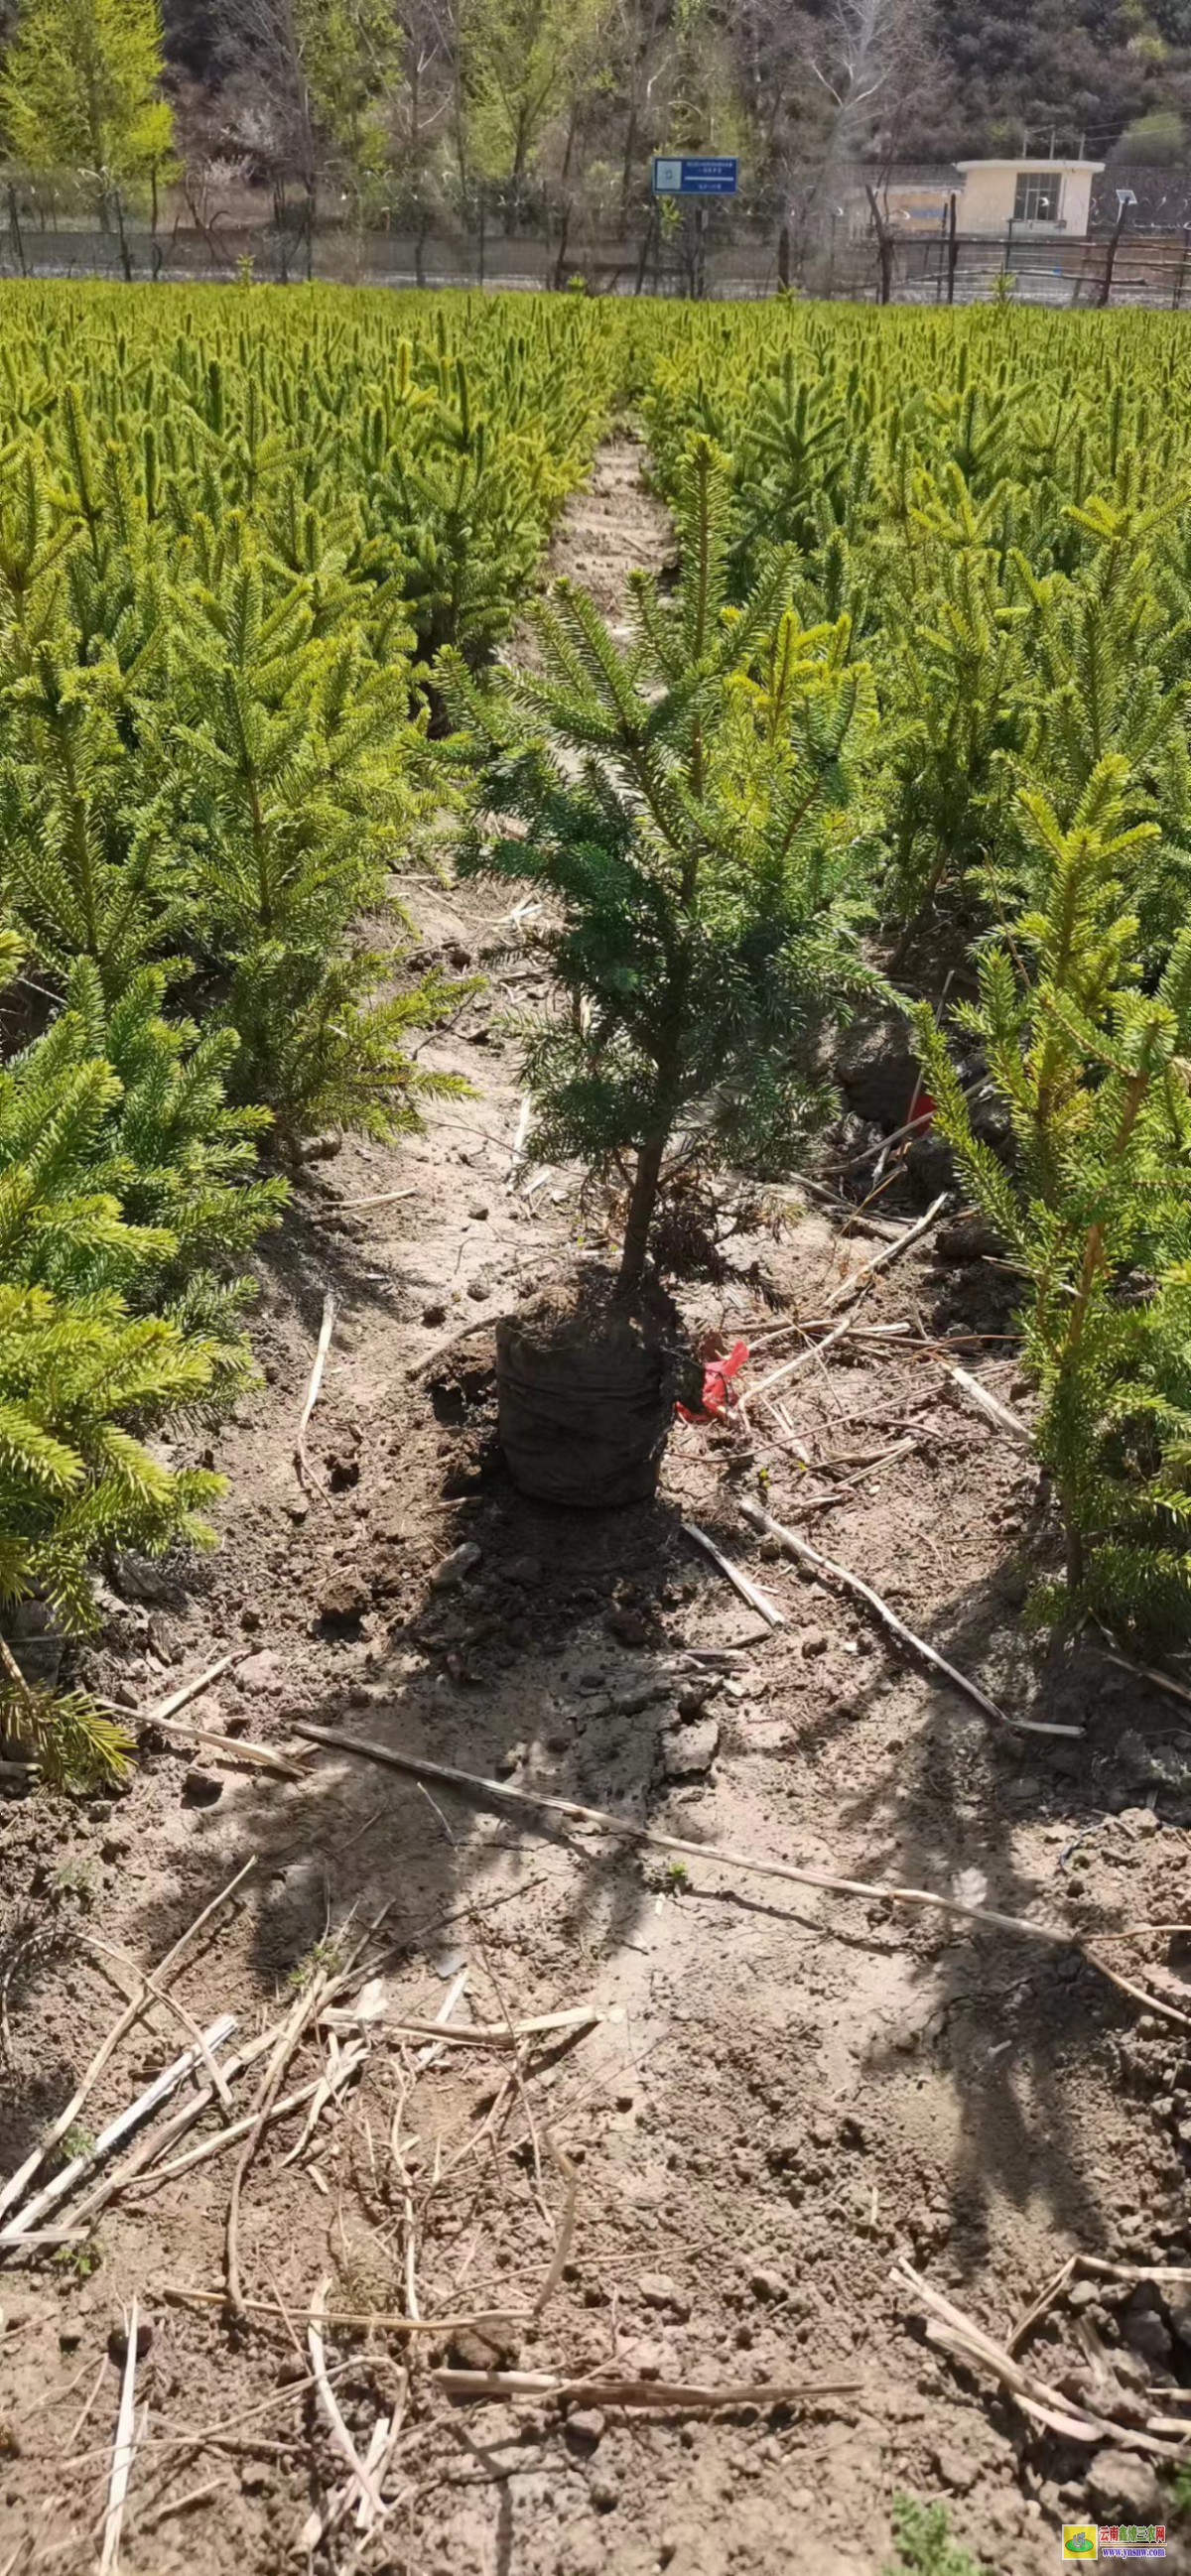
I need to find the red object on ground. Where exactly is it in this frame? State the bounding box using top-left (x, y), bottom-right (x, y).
top-left (676, 1340), bottom-right (749, 1426)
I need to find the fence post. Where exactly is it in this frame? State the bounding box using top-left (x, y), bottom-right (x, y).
top-left (7, 184), bottom-right (26, 278)
top-left (1098, 200), bottom-right (1127, 308)
top-left (947, 192), bottom-right (958, 304)
top-left (1176, 227), bottom-right (1190, 311)
top-left (865, 186), bottom-right (892, 304)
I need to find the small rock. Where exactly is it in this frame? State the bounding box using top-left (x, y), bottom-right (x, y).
top-left (109, 2317), bottom-right (154, 2367)
top-left (236, 1649), bottom-right (282, 1694)
top-left (239, 2460), bottom-right (273, 2495)
top-left (799, 1627), bottom-right (830, 1659)
top-left (1124, 2308), bottom-right (1172, 2369)
top-left (422, 1301), bottom-right (449, 1328)
top-left (100, 1837), bottom-right (129, 1866)
top-left (639, 2272), bottom-right (691, 2320)
top-left (606, 1608), bottom-right (651, 1648)
top-left (432, 1542), bottom-right (482, 1591)
top-left (317, 1572), bottom-right (370, 1627)
top-left (591, 2472), bottom-right (618, 2512)
top-left (495, 1742), bottom-right (525, 1777)
top-left (676, 1679), bottom-right (716, 1719)
top-left (182, 1767), bottom-right (223, 1807)
top-left (931, 2445), bottom-right (978, 2495)
top-left (468, 1204), bottom-right (490, 1222)
top-left (241, 1606), bottom-right (262, 1632)
top-left (448, 2318), bottom-right (522, 2371)
top-left (501, 1555), bottom-right (543, 1587)
top-left (661, 1716), bottom-right (719, 1780)
top-left (748, 2266), bottom-right (786, 2303)
top-left (1086, 2447), bottom-right (1161, 2522)
top-left (1068, 2279), bottom-right (1101, 2313)
top-left (565, 2408), bottom-right (606, 2450)
top-left (285, 1495), bottom-right (310, 1523)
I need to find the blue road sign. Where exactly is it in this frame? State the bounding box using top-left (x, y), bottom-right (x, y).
top-left (652, 156), bottom-right (738, 197)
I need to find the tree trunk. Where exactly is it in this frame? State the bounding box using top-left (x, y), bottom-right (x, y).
top-left (618, 1132), bottom-right (666, 1296)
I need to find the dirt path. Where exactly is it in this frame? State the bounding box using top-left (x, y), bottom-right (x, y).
top-left (2, 443), bottom-right (1190, 2576)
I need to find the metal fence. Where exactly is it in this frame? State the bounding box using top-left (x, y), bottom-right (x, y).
top-left (5, 204), bottom-right (1191, 310)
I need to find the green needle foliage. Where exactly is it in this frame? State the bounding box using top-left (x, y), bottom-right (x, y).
top-left (450, 437), bottom-right (882, 1294)
top-left (0, 937), bottom-right (237, 1787)
top-left (916, 757), bottom-right (1191, 1637)
top-left (882, 2496), bottom-right (989, 2576)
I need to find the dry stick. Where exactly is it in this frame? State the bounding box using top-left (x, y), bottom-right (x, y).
top-left (943, 1363), bottom-right (1031, 1447)
top-left (122, 2073), bottom-right (327, 2197)
top-left (225, 1966), bottom-right (334, 2315)
top-left (738, 1497), bottom-right (1081, 1741)
top-left (98, 2298), bottom-right (140, 2576)
top-left (73, 2026), bottom-right (282, 2225)
top-left (1101, 1646), bottom-right (1191, 1717)
top-left (81, 1935), bottom-right (235, 2114)
top-left (0, 1854), bottom-right (255, 2231)
top-left (762, 1434), bottom-right (919, 1518)
top-left (137, 2478), bottom-right (229, 2534)
top-left (824, 1192), bottom-right (950, 1312)
top-left (133, 1714), bottom-right (310, 1781)
top-left (308, 2276), bottom-right (386, 2524)
top-left (430, 2367), bottom-right (861, 2410)
top-left (746, 1315), bottom-right (905, 1408)
top-left (295, 1291), bottom-right (336, 1492)
top-left (337, 1187), bottom-right (418, 1212)
top-left (680, 1521), bottom-right (786, 1629)
top-left (159, 2285), bottom-right (532, 2335)
top-left (895, 2260), bottom-right (1188, 2460)
top-left (0, 2016), bottom-right (237, 2248)
top-left (328, 2006), bottom-right (602, 2050)
top-left (290, 1727), bottom-right (1078, 1952)
top-left (139, 1655), bottom-right (247, 1726)
top-left (533, 2135), bottom-right (579, 2320)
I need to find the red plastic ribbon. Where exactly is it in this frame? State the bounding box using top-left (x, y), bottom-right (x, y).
top-left (676, 1339), bottom-right (749, 1426)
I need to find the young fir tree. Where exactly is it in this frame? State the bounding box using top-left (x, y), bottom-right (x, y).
top-left (0, 0), bottom-right (175, 227)
top-left (449, 439), bottom-right (881, 1295)
top-left (916, 757), bottom-right (1191, 1638)
top-left (165, 534), bottom-right (468, 1144)
top-left (0, 934), bottom-right (230, 1788)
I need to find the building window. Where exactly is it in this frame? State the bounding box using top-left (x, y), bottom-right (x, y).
top-left (1013, 172), bottom-right (1062, 223)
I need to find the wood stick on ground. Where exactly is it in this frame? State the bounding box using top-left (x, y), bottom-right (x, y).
top-left (124, 2073), bottom-right (327, 2198)
top-left (308, 2277), bottom-right (385, 2522)
top-left (1101, 1647), bottom-right (1191, 1717)
top-left (225, 1965), bottom-right (334, 2314)
top-left (337, 1187), bottom-right (418, 1212)
top-left (137, 2478), bottom-right (230, 2534)
top-left (291, 1726), bottom-right (1083, 1950)
top-left (135, 1714), bottom-right (310, 1780)
top-left (73, 2026), bottom-right (281, 2227)
top-left (1007, 2255), bottom-right (1080, 2355)
top-left (825, 1192), bottom-right (950, 1312)
top-left (0, 1856), bottom-right (254, 2228)
top-left (738, 1498), bottom-right (1081, 1740)
top-left (944, 1363), bottom-right (1031, 1447)
top-left (430, 2367), bottom-right (861, 2410)
top-left (139, 1656), bottom-right (247, 1727)
top-left (0, 2016), bottom-right (237, 2247)
top-left (325, 2004), bottom-right (602, 2049)
top-left (159, 2284), bottom-right (533, 2334)
top-left (680, 1521), bottom-right (785, 1628)
top-left (295, 1291), bottom-right (336, 1492)
top-left (81, 1935), bottom-right (235, 2113)
top-left (98, 2299), bottom-right (140, 2576)
top-left (746, 1316), bottom-right (908, 1408)
top-left (533, 2133), bottom-right (579, 2319)
top-left (758, 1433), bottom-right (919, 1516)
top-left (895, 2260), bottom-right (1189, 2460)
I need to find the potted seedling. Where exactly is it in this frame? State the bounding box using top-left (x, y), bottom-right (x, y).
top-left (447, 438), bottom-right (882, 1506)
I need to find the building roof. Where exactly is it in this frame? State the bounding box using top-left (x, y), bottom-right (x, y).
top-left (955, 158), bottom-right (1105, 174)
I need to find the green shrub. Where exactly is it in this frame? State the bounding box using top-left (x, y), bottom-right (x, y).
top-left (916, 757), bottom-right (1191, 1637)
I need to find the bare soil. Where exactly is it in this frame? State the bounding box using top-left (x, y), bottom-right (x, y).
top-left (3, 441), bottom-right (1191, 2576)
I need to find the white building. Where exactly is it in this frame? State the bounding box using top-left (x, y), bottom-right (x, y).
top-left (954, 159), bottom-right (1104, 237)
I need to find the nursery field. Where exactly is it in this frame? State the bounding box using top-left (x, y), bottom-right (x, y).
top-left (5, 287), bottom-right (1191, 2576)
